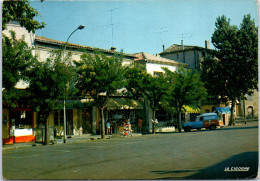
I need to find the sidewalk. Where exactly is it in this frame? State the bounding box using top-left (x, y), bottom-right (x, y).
top-left (2, 134), bottom-right (104, 150)
top-left (2, 133), bottom-right (142, 150)
top-left (235, 118), bottom-right (258, 123)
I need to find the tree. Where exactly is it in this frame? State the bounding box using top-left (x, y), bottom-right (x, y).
top-left (162, 67), bottom-right (207, 132)
top-left (2, 0), bottom-right (45, 107)
top-left (124, 64), bottom-right (168, 133)
top-left (141, 74), bottom-right (168, 133)
top-left (124, 63), bottom-right (148, 99)
top-left (2, 0), bottom-right (45, 32)
top-left (202, 14), bottom-right (258, 125)
top-left (28, 50), bottom-right (75, 144)
top-left (2, 31), bottom-right (34, 107)
top-left (74, 52), bottom-right (125, 139)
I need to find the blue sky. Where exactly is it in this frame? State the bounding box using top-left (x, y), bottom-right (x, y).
top-left (30, 0), bottom-right (258, 55)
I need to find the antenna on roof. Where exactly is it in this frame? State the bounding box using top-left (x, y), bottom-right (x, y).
top-left (105, 8), bottom-right (119, 47)
top-left (155, 27), bottom-right (168, 52)
top-left (175, 33), bottom-right (192, 46)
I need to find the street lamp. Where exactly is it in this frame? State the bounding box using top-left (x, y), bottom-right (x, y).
top-left (63, 25), bottom-right (85, 143)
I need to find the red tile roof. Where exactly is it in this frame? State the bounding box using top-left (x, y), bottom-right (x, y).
top-left (134, 52), bottom-right (188, 67)
top-left (35, 36), bottom-right (135, 58)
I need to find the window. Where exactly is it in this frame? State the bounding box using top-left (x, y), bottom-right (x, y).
top-left (247, 93), bottom-right (253, 101)
top-left (153, 71), bottom-right (163, 77)
top-left (10, 110), bottom-right (33, 129)
top-left (176, 54), bottom-right (179, 59)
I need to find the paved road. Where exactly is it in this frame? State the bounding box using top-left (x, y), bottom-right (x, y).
top-left (2, 121), bottom-right (258, 180)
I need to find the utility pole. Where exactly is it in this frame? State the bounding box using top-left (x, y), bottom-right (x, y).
top-left (62, 25), bottom-right (85, 143)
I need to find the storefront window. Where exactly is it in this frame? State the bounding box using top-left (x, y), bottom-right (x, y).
top-left (10, 110), bottom-right (33, 129)
top-left (54, 110), bottom-right (64, 127)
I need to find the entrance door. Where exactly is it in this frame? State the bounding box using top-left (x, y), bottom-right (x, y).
top-left (247, 107), bottom-right (253, 119)
top-left (82, 109), bottom-right (92, 134)
top-left (66, 110), bottom-right (73, 135)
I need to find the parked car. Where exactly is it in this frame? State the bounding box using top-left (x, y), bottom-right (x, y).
top-left (184, 113), bottom-right (219, 132)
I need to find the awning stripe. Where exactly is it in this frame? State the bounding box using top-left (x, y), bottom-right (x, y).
top-left (215, 107), bottom-right (231, 114)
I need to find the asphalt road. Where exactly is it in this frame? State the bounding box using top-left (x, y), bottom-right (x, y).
top-left (2, 121), bottom-right (258, 180)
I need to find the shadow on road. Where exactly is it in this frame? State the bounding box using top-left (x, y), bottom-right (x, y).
top-left (151, 152), bottom-right (258, 180)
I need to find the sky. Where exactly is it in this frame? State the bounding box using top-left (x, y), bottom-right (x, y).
top-left (30, 0), bottom-right (258, 55)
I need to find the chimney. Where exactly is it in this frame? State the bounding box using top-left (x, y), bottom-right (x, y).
top-left (181, 40), bottom-right (184, 50)
top-left (205, 40), bottom-right (210, 49)
top-left (110, 47), bottom-right (116, 51)
top-left (162, 44), bottom-right (165, 51)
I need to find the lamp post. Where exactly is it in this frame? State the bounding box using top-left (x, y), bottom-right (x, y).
top-left (63, 25), bottom-right (85, 143)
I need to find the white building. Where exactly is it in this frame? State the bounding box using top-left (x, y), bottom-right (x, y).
top-left (134, 52), bottom-right (189, 132)
top-left (134, 52), bottom-right (188, 76)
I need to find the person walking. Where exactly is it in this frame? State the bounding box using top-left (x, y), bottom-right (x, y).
top-left (109, 121), bottom-right (113, 134)
top-left (106, 121), bottom-right (111, 135)
top-left (137, 117), bottom-right (143, 133)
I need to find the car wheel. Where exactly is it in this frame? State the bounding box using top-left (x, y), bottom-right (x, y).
top-left (209, 125), bottom-right (216, 130)
top-left (184, 126), bottom-right (191, 132)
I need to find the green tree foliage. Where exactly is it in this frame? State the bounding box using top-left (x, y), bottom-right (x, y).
top-left (28, 50), bottom-right (75, 115)
top-left (162, 67), bottom-right (207, 132)
top-left (2, 0), bottom-right (45, 107)
top-left (202, 14), bottom-right (258, 125)
top-left (2, 31), bottom-right (34, 107)
top-left (124, 64), bottom-right (147, 99)
top-left (75, 52), bottom-right (125, 138)
top-left (2, 0), bottom-right (45, 32)
top-left (28, 50), bottom-right (75, 144)
top-left (142, 74), bottom-right (168, 122)
top-left (125, 64), bottom-right (168, 133)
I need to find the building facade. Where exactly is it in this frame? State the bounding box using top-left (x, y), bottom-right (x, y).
top-left (160, 41), bottom-right (258, 120)
top-left (134, 52), bottom-right (192, 131)
top-left (159, 40), bottom-right (210, 71)
top-left (2, 22), bottom-right (137, 143)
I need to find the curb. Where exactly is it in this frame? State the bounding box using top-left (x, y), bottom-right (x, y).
top-left (3, 133), bottom-right (145, 150)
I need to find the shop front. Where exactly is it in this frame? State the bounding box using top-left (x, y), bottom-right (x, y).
top-left (215, 107), bottom-right (231, 126)
top-left (3, 108), bottom-right (35, 144)
top-left (50, 99), bottom-right (94, 137)
top-left (102, 98), bottom-right (144, 135)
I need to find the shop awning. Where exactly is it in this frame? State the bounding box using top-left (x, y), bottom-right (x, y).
top-left (53, 99), bottom-right (94, 110)
top-left (53, 98), bottom-right (143, 110)
top-left (106, 98), bottom-right (143, 110)
top-left (183, 105), bottom-right (200, 113)
top-left (215, 107), bottom-right (231, 114)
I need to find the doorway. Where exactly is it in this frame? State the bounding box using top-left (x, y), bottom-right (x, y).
top-left (66, 109), bottom-right (73, 135)
top-left (247, 107), bottom-right (253, 119)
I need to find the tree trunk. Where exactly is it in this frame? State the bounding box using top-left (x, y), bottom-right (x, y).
top-left (178, 111), bottom-right (182, 132)
top-left (229, 100), bottom-right (235, 126)
top-left (100, 108), bottom-right (105, 139)
top-left (152, 109), bottom-right (156, 134)
top-left (243, 98), bottom-right (246, 120)
top-left (45, 119), bottom-right (49, 145)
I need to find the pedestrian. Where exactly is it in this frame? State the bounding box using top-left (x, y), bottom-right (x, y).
top-left (151, 118), bottom-right (158, 134)
top-left (137, 117), bottom-right (143, 133)
top-left (106, 121), bottom-right (111, 135)
top-left (109, 121), bottom-right (113, 134)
